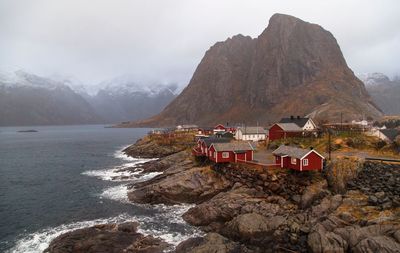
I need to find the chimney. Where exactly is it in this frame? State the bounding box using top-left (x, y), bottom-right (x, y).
top-left (290, 115), bottom-right (294, 120)
top-left (310, 147), bottom-right (314, 150)
top-left (297, 116), bottom-right (301, 119)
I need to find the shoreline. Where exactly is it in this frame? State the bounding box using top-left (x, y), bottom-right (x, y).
top-left (44, 134), bottom-right (400, 253)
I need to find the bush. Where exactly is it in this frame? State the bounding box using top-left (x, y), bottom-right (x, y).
top-left (346, 137), bottom-right (366, 149)
top-left (374, 140), bottom-right (387, 150)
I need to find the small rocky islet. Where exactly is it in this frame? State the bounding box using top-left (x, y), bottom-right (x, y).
top-left (46, 135), bottom-right (400, 253)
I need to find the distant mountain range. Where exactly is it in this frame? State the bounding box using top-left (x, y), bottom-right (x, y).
top-left (129, 13), bottom-right (382, 127)
top-left (0, 71), bottom-right (178, 126)
top-left (358, 73), bottom-right (400, 115)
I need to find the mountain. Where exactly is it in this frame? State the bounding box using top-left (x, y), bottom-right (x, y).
top-left (84, 77), bottom-right (179, 123)
top-left (129, 13), bottom-right (382, 127)
top-left (0, 70), bottom-right (102, 126)
top-left (359, 73), bottom-right (400, 115)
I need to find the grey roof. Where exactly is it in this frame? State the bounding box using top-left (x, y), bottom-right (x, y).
top-left (212, 142), bottom-right (254, 152)
top-left (272, 145), bottom-right (318, 159)
top-left (380, 129), bottom-right (400, 142)
top-left (238, 127), bottom-right (268, 134)
top-left (276, 123), bottom-right (302, 132)
top-left (202, 137), bottom-right (230, 147)
top-left (279, 117), bottom-right (311, 128)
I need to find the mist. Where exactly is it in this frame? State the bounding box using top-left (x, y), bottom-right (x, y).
top-left (0, 0), bottom-right (399, 87)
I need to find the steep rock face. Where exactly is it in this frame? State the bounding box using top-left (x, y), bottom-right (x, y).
top-left (132, 14), bottom-right (381, 127)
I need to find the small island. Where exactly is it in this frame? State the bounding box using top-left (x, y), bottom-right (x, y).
top-left (17, 129), bottom-right (38, 133)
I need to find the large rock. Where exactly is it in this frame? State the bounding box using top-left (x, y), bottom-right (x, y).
top-left (221, 213), bottom-right (286, 243)
top-left (44, 222), bottom-right (168, 253)
top-left (175, 233), bottom-right (242, 253)
top-left (308, 223), bottom-right (348, 253)
top-left (300, 179), bottom-right (328, 209)
top-left (183, 187), bottom-right (292, 227)
top-left (128, 166), bottom-right (232, 204)
top-left (123, 136), bottom-right (189, 158)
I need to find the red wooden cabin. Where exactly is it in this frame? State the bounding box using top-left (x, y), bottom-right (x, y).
top-left (193, 137), bottom-right (231, 157)
top-left (269, 123), bottom-right (303, 141)
top-left (272, 145), bottom-right (324, 171)
top-left (208, 142), bottom-right (254, 163)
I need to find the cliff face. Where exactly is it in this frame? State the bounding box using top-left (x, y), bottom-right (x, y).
top-left (133, 13), bottom-right (382, 127)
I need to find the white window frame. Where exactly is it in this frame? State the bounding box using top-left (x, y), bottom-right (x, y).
top-left (222, 152), bottom-right (229, 158)
top-left (291, 158), bottom-right (297, 164)
top-left (303, 159), bottom-right (309, 166)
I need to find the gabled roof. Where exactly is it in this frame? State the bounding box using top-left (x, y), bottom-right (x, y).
top-left (202, 137), bottom-right (231, 147)
top-left (211, 142), bottom-right (254, 152)
top-left (237, 127), bottom-right (267, 135)
top-left (272, 145), bottom-right (324, 159)
top-left (274, 123), bottom-right (302, 132)
top-left (380, 129), bottom-right (400, 142)
top-left (279, 117), bottom-right (312, 128)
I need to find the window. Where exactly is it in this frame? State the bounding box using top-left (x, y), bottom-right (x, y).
top-left (291, 158), bottom-right (297, 164)
top-left (303, 159), bottom-right (309, 166)
top-left (222, 152), bottom-right (229, 158)
top-left (209, 151), bottom-right (212, 157)
top-left (214, 152), bottom-right (216, 159)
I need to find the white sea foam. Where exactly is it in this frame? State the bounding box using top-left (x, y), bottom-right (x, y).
top-left (136, 204), bottom-right (204, 246)
top-left (100, 184), bottom-right (130, 203)
top-left (8, 214), bottom-right (136, 253)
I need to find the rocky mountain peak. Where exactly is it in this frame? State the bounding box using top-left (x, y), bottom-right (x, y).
top-left (129, 14), bottom-right (382, 127)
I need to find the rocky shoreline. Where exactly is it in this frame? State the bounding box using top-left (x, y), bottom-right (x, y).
top-left (46, 136), bottom-right (400, 253)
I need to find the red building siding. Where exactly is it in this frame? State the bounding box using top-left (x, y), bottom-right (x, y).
top-left (301, 151), bottom-right (323, 171)
top-left (269, 124), bottom-right (302, 141)
top-left (274, 150), bottom-right (323, 171)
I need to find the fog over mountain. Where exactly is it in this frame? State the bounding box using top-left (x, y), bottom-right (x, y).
top-left (0, 0), bottom-right (399, 86)
top-left (358, 73), bottom-right (400, 115)
top-left (0, 70), bottom-right (178, 126)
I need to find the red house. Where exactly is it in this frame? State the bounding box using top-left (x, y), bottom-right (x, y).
top-left (272, 145), bottom-right (324, 171)
top-left (208, 142), bottom-right (254, 163)
top-left (193, 137), bottom-right (230, 157)
top-left (213, 124), bottom-right (227, 134)
top-left (269, 123), bottom-right (303, 141)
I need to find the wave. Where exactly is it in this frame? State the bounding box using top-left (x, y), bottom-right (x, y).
top-left (7, 214), bottom-right (136, 253)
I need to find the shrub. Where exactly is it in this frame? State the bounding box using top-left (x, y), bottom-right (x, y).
top-left (346, 137), bottom-right (366, 149)
top-left (374, 140), bottom-right (387, 150)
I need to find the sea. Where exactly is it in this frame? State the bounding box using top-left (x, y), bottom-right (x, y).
top-left (0, 125), bottom-right (201, 253)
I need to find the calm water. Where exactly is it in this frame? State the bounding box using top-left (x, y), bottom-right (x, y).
top-left (0, 125), bottom-right (200, 253)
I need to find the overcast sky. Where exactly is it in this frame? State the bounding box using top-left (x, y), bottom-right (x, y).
top-left (0, 0), bottom-right (399, 86)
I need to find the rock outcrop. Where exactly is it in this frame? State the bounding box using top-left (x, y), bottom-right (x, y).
top-left (44, 222), bottom-right (168, 253)
top-left (130, 13), bottom-right (381, 127)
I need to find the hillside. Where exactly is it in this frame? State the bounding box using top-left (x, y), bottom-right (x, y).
top-left (128, 13), bottom-right (382, 127)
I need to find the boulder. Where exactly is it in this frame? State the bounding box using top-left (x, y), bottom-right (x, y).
top-left (44, 222), bottom-right (168, 253)
top-left (221, 213), bottom-right (286, 243)
top-left (175, 233), bottom-right (241, 253)
top-left (300, 180), bottom-right (328, 209)
top-left (128, 166), bottom-right (232, 204)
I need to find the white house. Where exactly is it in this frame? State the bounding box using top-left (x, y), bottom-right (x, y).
top-left (368, 128), bottom-right (399, 143)
top-left (279, 116), bottom-right (317, 131)
top-left (235, 127), bottom-right (267, 141)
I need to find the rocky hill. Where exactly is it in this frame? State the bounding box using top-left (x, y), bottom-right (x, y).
top-left (359, 73), bottom-right (400, 115)
top-left (130, 13), bottom-right (381, 127)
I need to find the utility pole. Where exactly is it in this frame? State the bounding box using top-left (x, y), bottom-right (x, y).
top-left (340, 112), bottom-right (343, 132)
top-left (327, 129), bottom-right (332, 160)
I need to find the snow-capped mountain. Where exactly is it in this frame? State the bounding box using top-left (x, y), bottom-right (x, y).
top-left (357, 72), bottom-right (391, 86)
top-left (0, 71), bottom-right (102, 126)
top-left (0, 70), bottom-right (179, 125)
top-left (86, 76), bottom-right (179, 123)
top-left (358, 72), bottom-right (400, 115)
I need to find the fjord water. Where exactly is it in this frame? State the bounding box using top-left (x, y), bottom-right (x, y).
top-left (0, 125), bottom-right (199, 252)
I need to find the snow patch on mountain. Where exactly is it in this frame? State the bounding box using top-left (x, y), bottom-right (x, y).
top-left (357, 72), bottom-right (391, 86)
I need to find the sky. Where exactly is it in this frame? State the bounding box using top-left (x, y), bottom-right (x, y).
top-left (0, 0), bottom-right (399, 87)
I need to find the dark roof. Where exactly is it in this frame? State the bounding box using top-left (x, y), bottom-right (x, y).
top-left (380, 129), bottom-right (400, 142)
top-left (275, 123), bottom-right (302, 132)
top-left (212, 142), bottom-right (254, 152)
top-left (202, 137), bottom-right (230, 147)
top-left (272, 145), bottom-right (324, 159)
top-left (279, 117), bottom-right (311, 128)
